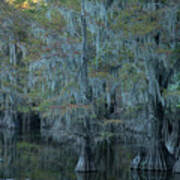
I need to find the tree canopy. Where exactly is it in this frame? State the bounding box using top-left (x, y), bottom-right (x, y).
top-left (0, 0), bottom-right (180, 171)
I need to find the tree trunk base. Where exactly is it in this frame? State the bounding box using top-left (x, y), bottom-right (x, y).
top-left (75, 139), bottom-right (97, 173)
top-left (131, 144), bottom-right (175, 171)
top-left (75, 154), bottom-right (97, 172)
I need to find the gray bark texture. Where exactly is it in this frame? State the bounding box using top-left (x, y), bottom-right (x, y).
top-left (75, 0), bottom-right (96, 172)
top-left (131, 59), bottom-right (176, 171)
top-left (75, 137), bottom-right (96, 172)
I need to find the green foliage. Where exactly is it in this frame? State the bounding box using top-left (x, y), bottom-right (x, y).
top-left (17, 141), bottom-right (40, 152)
top-left (54, 0), bottom-right (81, 11)
top-left (112, 4), bottom-right (160, 36)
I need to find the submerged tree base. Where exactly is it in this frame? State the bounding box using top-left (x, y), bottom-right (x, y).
top-left (75, 137), bottom-right (97, 172)
top-left (131, 143), bottom-right (175, 171)
top-left (75, 155), bottom-right (97, 172)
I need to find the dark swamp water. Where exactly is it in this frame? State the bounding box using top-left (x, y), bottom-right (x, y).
top-left (0, 129), bottom-right (180, 180)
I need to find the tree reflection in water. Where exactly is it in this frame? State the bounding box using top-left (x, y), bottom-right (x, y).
top-left (131, 170), bottom-right (170, 180)
top-left (0, 132), bottom-right (179, 180)
top-left (76, 172), bottom-right (98, 180)
top-left (0, 128), bottom-right (16, 178)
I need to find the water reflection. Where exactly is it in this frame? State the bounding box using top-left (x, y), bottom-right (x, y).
top-left (76, 173), bottom-right (98, 180)
top-left (131, 170), bottom-right (169, 180)
top-left (172, 174), bottom-right (180, 180)
top-left (0, 129), bottom-right (16, 178)
top-left (0, 129), bottom-right (178, 180)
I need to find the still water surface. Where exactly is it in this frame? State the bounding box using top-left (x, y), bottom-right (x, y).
top-left (0, 129), bottom-right (179, 180)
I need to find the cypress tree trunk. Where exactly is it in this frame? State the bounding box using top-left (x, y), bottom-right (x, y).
top-left (75, 0), bottom-right (96, 172)
top-left (75, 135), bottom-right (96, 172)
top-left (1, 129), bottom-right (16, 177)
top-left (0, 96), bottom-right (15, 129)
top-left (131, 60), bottom-right (175, 171)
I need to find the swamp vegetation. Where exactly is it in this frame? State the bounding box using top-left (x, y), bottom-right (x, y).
top-left (0, 0), bottom-right (180, 178)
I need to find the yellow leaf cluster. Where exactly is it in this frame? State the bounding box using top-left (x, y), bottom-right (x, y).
top-left (6, 0), bottom-right (45, 9)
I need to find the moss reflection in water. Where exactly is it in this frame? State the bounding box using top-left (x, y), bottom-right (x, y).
top-left (0, 131), bottom-right (176, 180)
top-left (13, 138), bottom-right (132, 180)
top-left (130, 170), bottom-right (172, 180)
top-left (15, 140), bottom-right (77, 180)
